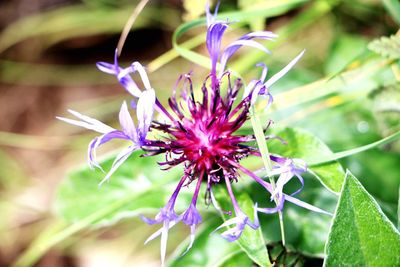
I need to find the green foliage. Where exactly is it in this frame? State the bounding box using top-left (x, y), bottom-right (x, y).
top-left (371, 84), bottom-right (400, 136)
top-left (269, 127), bottom-right (345, 192)
top-left (5, 0), bottom-right (400, 266)
top-left (368, 35), bottom-right (400, 59)
top-left (383, 0), bottom-right (400, 25)
top-left (324, 172), bottom-right (400, 266)
top-left (324, 34), bottom-right (368, 76)
top-left (213, 186), bottom-right (272, 267)
top-left (56, 151), bottom-right (186, 226)
top-left (214, 250), bottom-right (253, 267)
top-left (168, 220), bottom-right (240, 267)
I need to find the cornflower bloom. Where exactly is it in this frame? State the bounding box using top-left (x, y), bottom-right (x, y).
top-left (59, 4), bottom-right (330, 266)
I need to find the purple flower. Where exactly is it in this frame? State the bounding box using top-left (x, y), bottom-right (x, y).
top-left (97, 49), bottom-right (154, 99)
top-left (214, 174), bottom-right (259, 241)
top-left (141, 175), bottom-right (187, 267)
top-left (59, 3), bottom-right (330, 265)
top-left (57, 92), bottom-right (155, 185)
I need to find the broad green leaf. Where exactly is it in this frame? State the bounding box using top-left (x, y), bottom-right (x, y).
top-left (269, 127), bottom-right (345, 193)
top-left (55, 151), bottom-right (184, 226)
top-left (16, 152), bottom-right (185, 267)
top-left (213, 186), bottom-right (271, 267)
top-left (368, 35), bottom-right (400, 59)
top-left (324, 171), bottom-right (400, 266)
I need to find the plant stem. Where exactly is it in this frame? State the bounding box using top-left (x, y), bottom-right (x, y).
top-left (250, 106), bottom-right (286, 246)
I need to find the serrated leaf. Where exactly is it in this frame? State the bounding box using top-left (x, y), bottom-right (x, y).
top-left (55, 151), bottom-right (184, 226)
top-left (368, 35), bottom-right (400, 59)
top-left (324, 171), bottom-right (400, 266)
top-left (269, 127), bottom-right (345, 193)
top-left (213, 186), bottom-right (272, 267)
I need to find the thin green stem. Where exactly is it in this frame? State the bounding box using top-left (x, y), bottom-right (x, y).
top-left (250, 106), bottom-right (286, 246)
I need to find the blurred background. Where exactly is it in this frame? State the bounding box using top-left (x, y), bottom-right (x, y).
top-left (0, 0), bottom-right (399, 266)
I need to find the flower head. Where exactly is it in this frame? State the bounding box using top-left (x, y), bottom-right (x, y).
top-left (59, 3), bottom-right (330, 266)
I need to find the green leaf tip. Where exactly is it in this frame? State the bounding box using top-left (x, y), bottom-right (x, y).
top-left (324, 170), bottom-right (400, 266)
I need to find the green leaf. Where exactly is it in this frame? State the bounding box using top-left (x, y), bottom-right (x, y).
top-left (309, 130), bottom-right (400, 166)
top-left (324, 171), bottom-right (400, 266)
top-left (398, 187), bottom-right (400, 230)
top-left (324, 34), bottom-right (368, 76)
top-left (213, 186), bottom-right (272, 267)
top-left (368, 35), bottom-right (400, 59)
top-left (256, 176), bottom-right (336, 256)
top-left (269, 127), bottom-right (345, 193)
top-left (55, 151), bottom-right (184, 226)
top-left (214, 250), bottom-right (253, 267)
top-left (15, 152), bottom-right (185, 267)
top-left (383, 0), bottom-right (400, 25)
top-left (168, 219), bottom-right (240, 267)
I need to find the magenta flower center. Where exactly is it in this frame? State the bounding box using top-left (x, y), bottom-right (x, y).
top-left (147, 76), bottom-right (253, 187)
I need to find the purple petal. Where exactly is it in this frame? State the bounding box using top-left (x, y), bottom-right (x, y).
top-left (247, 203), bottom-right (260, 230)
top-left (137, 89), bottom-right (156, 140)
top-left (284, 195), bottom-right (332, 216)
top-left (206, 22), bottom-right (228, 77)
top-left (214, 216), bottom-right (244, 242)
top-left (96, 62), bottom-right (119, 75)
top-left (182, 203), bottom-right (202, 226)
top-left (255, 63), bottom-right (268, 82)
top-left (220, 40), bottom-right (271, 75)
top-left (243, 80), bottom-right (259, 100)
top-left (87, 130), bottom-right (129, 171)
top-left (290, 173), bottom-right (304, 196)
top-left (87, 137), bottom-right (103, 170)
top-left (117, 67), bottom-right (142, 97)
top-left (220, 220), bottom-right (246, 242)
top-left (257, 194), bottom-right (285, 214)
top-left (244, 31), bottom-right (277, 40)
top-left (119, 101), bottom-right (138, 141)
top-left (180, 224), bottom-right (196, 256)
top-left (98, 145), bottom-right (138, 186)
top-left (131, 62), bottom-right (152, 90)
top-left (218, 31), bottom-right (276, 76)
top-left (271, 171), bottom-right (293, 200)
top-left (206, 1), bottom-right (220, 26)
top-left (264, 50), bottom-right (305, 88)
top-left (57, 110), bottom-right (115, 134)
